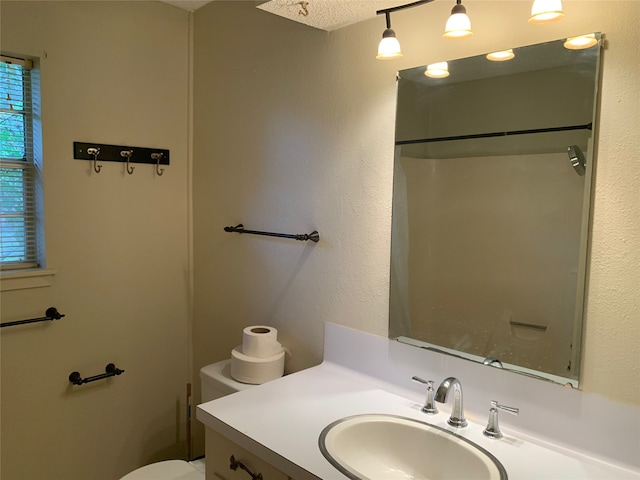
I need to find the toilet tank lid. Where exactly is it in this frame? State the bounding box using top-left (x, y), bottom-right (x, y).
top-left (199, 359), bottom-right (254, 391)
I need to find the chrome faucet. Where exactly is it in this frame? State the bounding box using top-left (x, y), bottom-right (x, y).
top-left (435, 377), bottom-right (467, 428)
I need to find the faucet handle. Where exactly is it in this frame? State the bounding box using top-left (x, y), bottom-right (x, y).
top-left (483, 400), bottom-right (519, 439)
top-left (491, 400), bottom-right (519, 415)
top-left (411, 376), bottom-right (439, 414)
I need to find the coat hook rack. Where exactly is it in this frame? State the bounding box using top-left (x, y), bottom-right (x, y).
top-left (69, 363), bottom-right (125, 386)
top-left (73, 142), bottom-right (170, 174)
top-left (224, 224), bottom-right (319, 243)
top-left (0, 307), bottom-right (65, 328)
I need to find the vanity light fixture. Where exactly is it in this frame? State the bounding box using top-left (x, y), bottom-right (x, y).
top-left (529, 0), bottom-right (564, 24)
top-left (443, 0), bottom-right (473, 39)
top-left (425, 62), bottom-right (449, 78)
top-left (377, 12), bottom-right (403, 60)
top-left (375, 0), bottom-right (566, 60)
top-left (564, 33), bottom-right (598, 50)
top-left (486, 49), bottom-right (515, 61)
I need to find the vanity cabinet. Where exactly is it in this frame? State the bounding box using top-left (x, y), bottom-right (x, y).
top-left (205, 428), bottom-right (294, 480)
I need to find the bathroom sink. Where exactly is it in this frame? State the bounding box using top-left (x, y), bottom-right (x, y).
top-left (319, 414), bottom-right (507, 480)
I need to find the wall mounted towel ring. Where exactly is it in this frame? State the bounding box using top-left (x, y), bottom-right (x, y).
top-left (151, 152), bottom-right (165, 176)
top-left (121, 150), bottom-right (134, 174)
top-left (87, 147), bottom-right (102, 173)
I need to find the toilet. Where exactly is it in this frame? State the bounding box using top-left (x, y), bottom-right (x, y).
top-left (120, 359), bottom-right (255, 480)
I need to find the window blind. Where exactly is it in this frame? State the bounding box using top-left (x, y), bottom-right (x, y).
top-left (0, 55), bottom-right (38, 269)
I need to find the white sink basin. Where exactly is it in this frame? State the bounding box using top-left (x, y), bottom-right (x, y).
top-left (319, 414), bottom-right (507, 480)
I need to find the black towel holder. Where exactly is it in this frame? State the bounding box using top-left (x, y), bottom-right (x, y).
top-left (69, 363), bottom-right (125, 386)
top-left (0, 307), bottom-right (65, 329)
top-left (224, 224), bottom-right (319, 243)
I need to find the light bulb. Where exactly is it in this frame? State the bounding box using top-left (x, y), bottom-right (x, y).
top-left (486, 49), bottom-right (515, 61)
top-left (529, 0), bottom-right (564, 24)
top-left (377, 29), bottom-right (402, 60)
top-left (564, 34), bottom-right (597, 50)
top-left (443, 2), bottom-right (472, 39)
top-left (425, 62), bottom-right (449, 78)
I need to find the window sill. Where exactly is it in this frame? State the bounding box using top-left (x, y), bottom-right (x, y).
top-left (0, 268), bottom-right (57, 291)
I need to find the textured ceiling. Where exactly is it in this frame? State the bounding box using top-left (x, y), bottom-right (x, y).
top-left (159, 0), bottom-right (409, 30)
top-left (257, 0), bottom-right (410, 31)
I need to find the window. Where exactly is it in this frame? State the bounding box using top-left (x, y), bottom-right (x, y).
top-left (0, 54), bottom-right (42, 271)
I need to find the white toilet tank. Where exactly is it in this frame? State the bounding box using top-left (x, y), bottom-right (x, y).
top-left (200, 359), bottom-right (254, 402)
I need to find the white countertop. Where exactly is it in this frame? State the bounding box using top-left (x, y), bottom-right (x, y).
top-left (197, 361), bottom-right (639, 480)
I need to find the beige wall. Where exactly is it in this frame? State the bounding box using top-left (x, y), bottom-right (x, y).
top-left (1, 0), bottom-right (637, 478)
top-left (192, 0), bottom-right (639, 457)
top-left (0, 2), bottom-right (190, 479)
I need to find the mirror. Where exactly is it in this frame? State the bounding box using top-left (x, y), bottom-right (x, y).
top-left (389, 34), bottom-right (602, 387)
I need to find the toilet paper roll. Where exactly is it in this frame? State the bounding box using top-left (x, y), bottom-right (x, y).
top-left (230, 346), bottom-right (285, 385)
top-left (242, 325), bottom-right (283, 358)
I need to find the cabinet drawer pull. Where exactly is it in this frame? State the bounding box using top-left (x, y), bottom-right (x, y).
top-left (229, 455), bottom-right (263, 480)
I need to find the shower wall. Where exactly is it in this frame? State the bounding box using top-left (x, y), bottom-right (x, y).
top-left (397, 151), bottom-right (584, 376)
